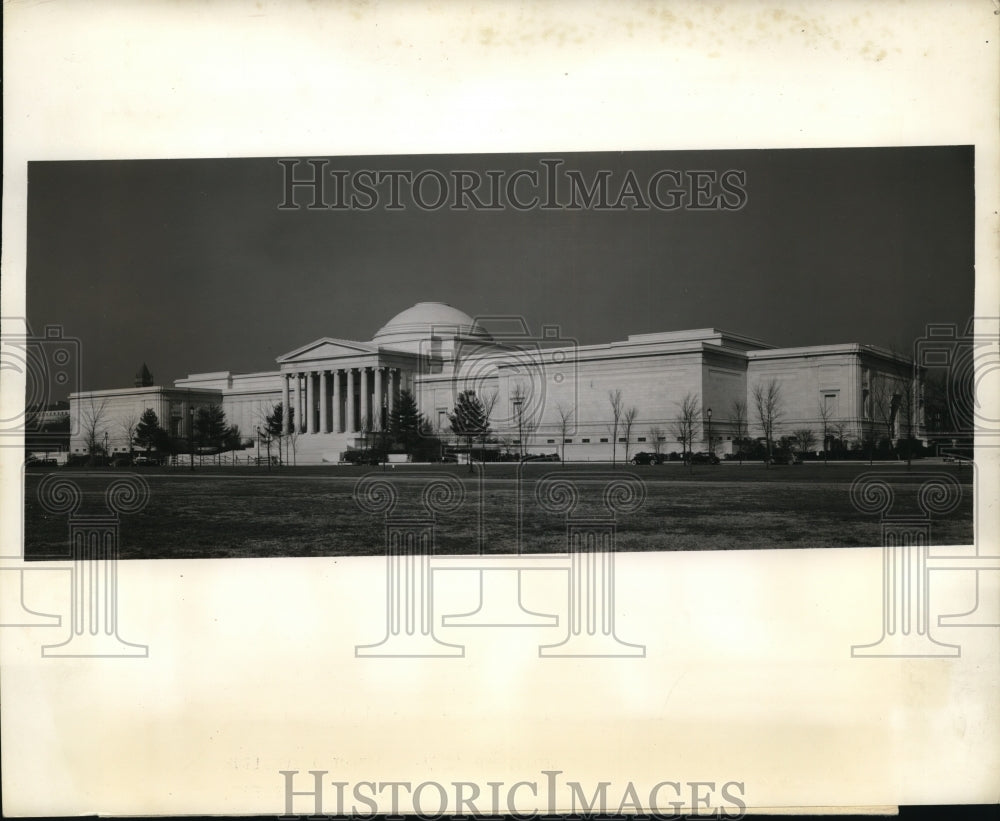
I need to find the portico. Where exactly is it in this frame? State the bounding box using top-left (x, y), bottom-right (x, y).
top-left (272, 336), bottom-right (420, 462)
top-left (279, 364), bottom-right (403, 435)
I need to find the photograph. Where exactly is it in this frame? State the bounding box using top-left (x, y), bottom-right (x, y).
top-left (22, 148), bottom-right (976, 559)
top-left (2, 2), bottom-right (997, 818)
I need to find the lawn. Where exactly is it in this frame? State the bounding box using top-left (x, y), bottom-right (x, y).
top-left (21, 462), bottom-right (975, 559)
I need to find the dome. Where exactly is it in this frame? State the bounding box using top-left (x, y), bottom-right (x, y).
top-left (372, 302), bottom-right (490, 346)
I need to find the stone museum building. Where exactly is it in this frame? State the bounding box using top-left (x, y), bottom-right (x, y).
top-left (69, 302), bottom-right (922, 462)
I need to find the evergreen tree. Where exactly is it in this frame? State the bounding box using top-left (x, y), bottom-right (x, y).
top-left (449, 390), bottom-right (490, 469)
top-left (135, 408), bottom-right (168, 454)
top-left (223, 424), bottom-right (243, 451)
top-left (194, 404), bottom-right (229, 451)
top-left (265, 403), bottom-right (285, 439)
top-left (389, 389), bottom-right (427, 455)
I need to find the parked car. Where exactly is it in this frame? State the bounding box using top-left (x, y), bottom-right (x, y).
top-left (688, 451), bottom-right (720, 465)
top-left (133, 454), bottom-right (157, 466)
top-left (25, 454), bottom-right (58, 466)
top-left (631, 451), bottom-right (665, 465)
top-left (766, 451), bottom-right (802, 465)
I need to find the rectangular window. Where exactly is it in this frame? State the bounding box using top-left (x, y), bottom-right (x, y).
top-left (582, 438), bottom-right (590, 443)
top-left (824, 392), bottom-right (839, 417)
top-left (564, 438), bottom-right (572, 444)
top-left (618, 437), bottom-right (626, 443)
top-left (600, 438), bottom-right (608, 443)
top-left (637, 437), bottom-right (646, 443)
top-left (546, 439), bottom-right (555, 444)
top-left (658, 435), bottom-right (666, 441)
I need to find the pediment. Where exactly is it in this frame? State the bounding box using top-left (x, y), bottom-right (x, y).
top-left (277, 337), bottom-right (378, 364)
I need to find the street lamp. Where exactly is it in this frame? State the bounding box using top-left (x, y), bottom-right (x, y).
top-left (188, 406), bottom-right (195, 472)
top-left (706, 407), bottom-right (713, 455)
top-left (513, 398), bottom-right (524, 459)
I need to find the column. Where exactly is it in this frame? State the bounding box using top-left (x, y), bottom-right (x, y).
top-left (374, 367), bottom-right (384, 430)
top-left (333, 369), bottom-right (342, 434)
top-left (299, 373), bottom-right (306, 433)
top-left (282, 374), bottom-right (291, 434)
top-left (319, 370), bottom-right (329, 434)
top-left (388, 369), bottom-right (397, 416)
top-left (305, 372), bottom-right (315, 434)
top-left (347, 368), bottom-right (356, 432)
top-left (360, 367), bottom-right (370, 430)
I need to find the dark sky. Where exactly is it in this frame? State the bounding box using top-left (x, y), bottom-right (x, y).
top-left (25, 147), bottom-right (974, 396)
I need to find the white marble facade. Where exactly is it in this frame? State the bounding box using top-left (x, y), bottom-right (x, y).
top-left (70, 302), bottom-right (922, 462)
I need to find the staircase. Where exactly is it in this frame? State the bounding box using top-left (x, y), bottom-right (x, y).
top-left (284, 432), bottom-right (363, 464)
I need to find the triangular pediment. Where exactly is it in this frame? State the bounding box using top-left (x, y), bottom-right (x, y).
top-left (277, 337), bottom-right (378, 364)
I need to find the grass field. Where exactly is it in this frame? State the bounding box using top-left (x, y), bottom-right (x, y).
top-left (22, 462), bottom-right (975, 559)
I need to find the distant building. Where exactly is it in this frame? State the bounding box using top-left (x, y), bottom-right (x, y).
top-left (69, 302), bottom-right (922, 461)
top-left (25, 400), bottom-right (71, 453)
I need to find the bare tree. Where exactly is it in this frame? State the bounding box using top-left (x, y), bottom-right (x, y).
top-left (511, 382), bottom-right (529, 459)
top-left (817, 398), bottom-right (833, 465)
top-left (672, 393), bottom-right (700, 466)
top-left (870, 371), bottom-right (900, 448)
top-left (555, 403), bottom-right (574, 465)
top-left (607, 389), bottom-right (623, 466)
top-left (730, 399), bottom-right (748, 465)
top-left (648, 425), bottom-right (665, 458)
top-left (360, 414), bottom-right (373, 454)
top-left (751, 379), bottom-right (783, 466)
top-left (284, 406), bottom-right (300, 466)
top-left (118, 412), bottom-right (140, 460)
top-left (888, 344), bottom-right (919, 466)
top-left (80, 398), bottom-right (110, 464)
top-left (830, 420), bottom-right (851, 453)
top-left (480, 389), bottom-right (500, 458)
top-left (792, 428), bottom-right (817, 455)
top-left (254, 403), bottom-right (272, 465)
top-left (622, 406), bottom-right (638, 463)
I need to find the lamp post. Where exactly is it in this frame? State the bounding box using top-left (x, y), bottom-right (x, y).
top-left (256, 427), bottom-right (261, 467)
top-left (103, 432), bottom-right (109, 466)
top-left (706, 407), bottom-right (713, 455)
top-left (188, 406), bottom-right (195, 472)
top-left (513, 398), bottom-right (523, 460)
